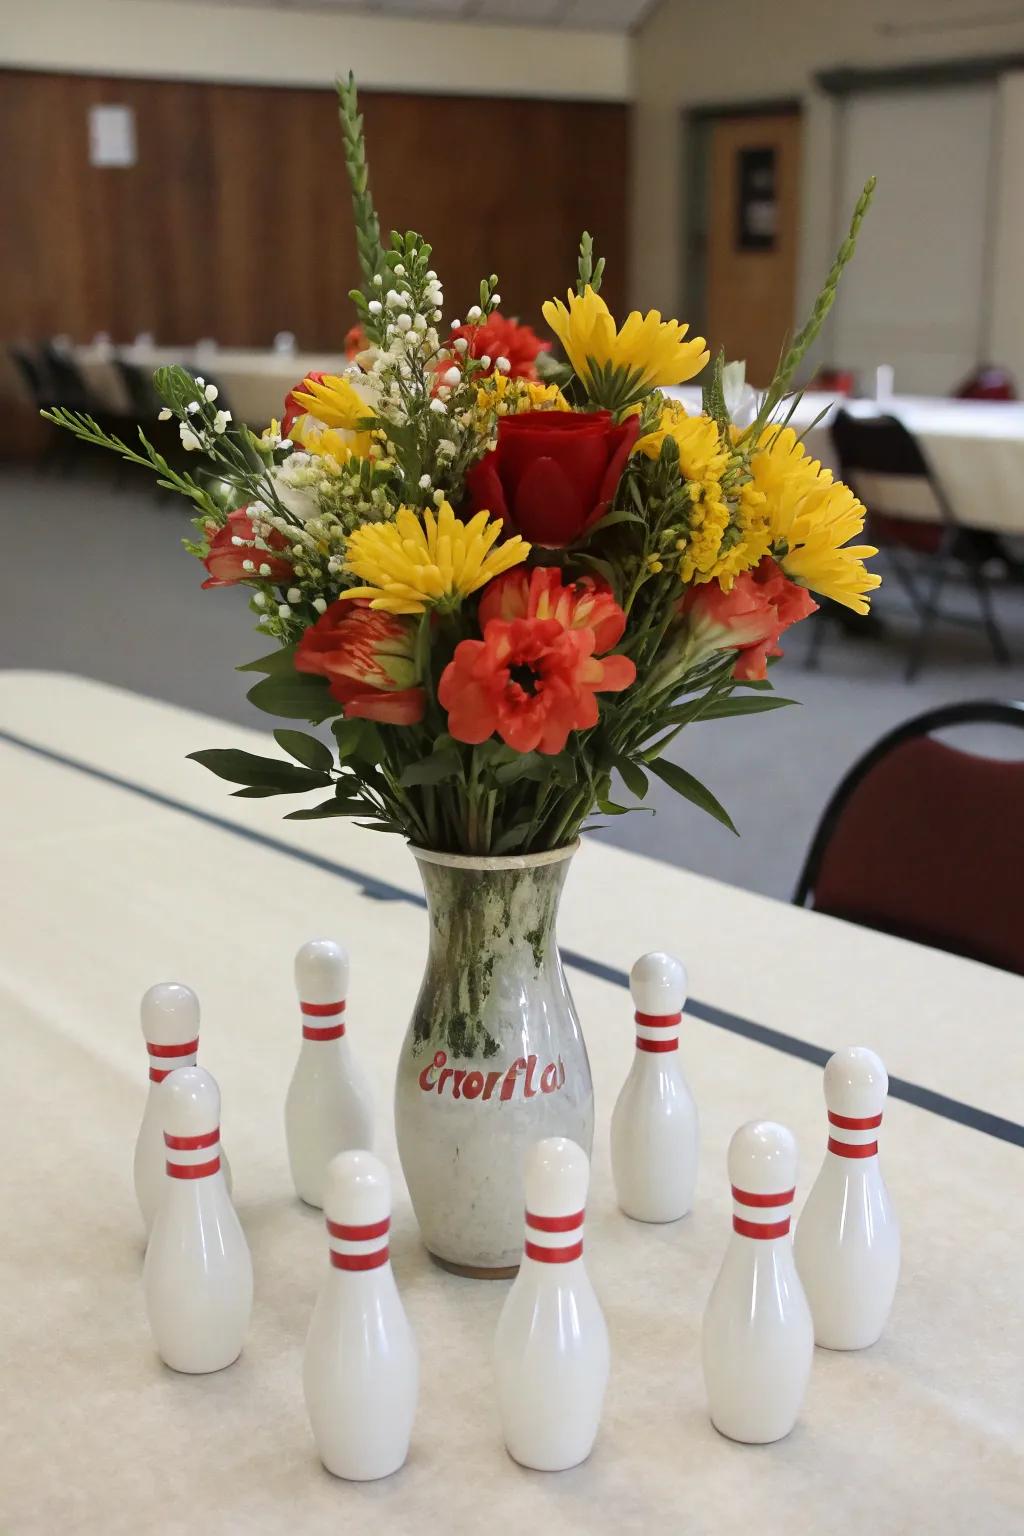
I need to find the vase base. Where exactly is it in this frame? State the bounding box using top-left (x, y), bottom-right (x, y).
top-left (429, 1251), bottom-right (519, 1281)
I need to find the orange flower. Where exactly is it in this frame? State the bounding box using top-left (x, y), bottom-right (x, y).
top-left (680, 557), bottom-right (817, 680)
top-left (294, 601), bottom-right (425, 724)
top-left (449, 311), bottom-right (548, 380)
top-left (439, 616), bottom-right (635, 755)
top-left (478, 567), bottom-right (626, 654)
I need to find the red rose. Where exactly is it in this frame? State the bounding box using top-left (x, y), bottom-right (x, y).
top-left (294, 601), bottom-right (425, 726)
top-left (448, 312), bottom-right (548, 381)
top-left (202, 506), bottom-right (291, 590)
top-left (281, 370), bottom-right (326, 439)
top-left (466, 409), bottom-right (639, 548)
top-left (681, 557), bottom-right (818, 680)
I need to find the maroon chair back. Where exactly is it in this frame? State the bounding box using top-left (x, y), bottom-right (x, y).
top-left (796, 704), bottom-right (1024, 975)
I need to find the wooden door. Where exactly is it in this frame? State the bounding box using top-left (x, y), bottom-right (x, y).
top-left (705, 111), bottom-right (802, 387)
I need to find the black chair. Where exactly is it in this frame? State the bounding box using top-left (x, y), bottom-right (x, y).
top-left (827, 409), bottom-right (1010, 679)
top-left (794, 700), bottom-right (1024, 975)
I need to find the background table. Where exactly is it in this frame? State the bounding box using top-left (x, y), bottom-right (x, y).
top-left (668, 387), bottom-right (1024, 537)
top-left (73, 344), bottom-right (338, 427)
top-left (1, 673), bottom-right (1022, 1535)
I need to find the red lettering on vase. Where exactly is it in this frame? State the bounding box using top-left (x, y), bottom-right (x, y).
top-left (419, 1051), bottom-right (568, 1104)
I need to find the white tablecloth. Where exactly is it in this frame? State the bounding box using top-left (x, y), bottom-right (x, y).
top-left (73, 345), bottom-right (339, 426)
top-left (669, 387), bottom-right (1024, 537)
top-left (1, 673), bottom-right (1022, 1535)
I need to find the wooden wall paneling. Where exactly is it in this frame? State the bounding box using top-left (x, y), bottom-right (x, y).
top-left (0, 69), bottom-right (628, 456)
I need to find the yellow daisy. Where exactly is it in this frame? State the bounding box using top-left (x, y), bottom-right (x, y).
top-left (749, 426), bottom-right (881, 613)
top-left (541, 286), bottom-right (709, 408)
top-left (341, 501), bottom-right (530, 615)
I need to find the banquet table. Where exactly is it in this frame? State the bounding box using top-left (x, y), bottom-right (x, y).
top-left (1, 672), bottom-right (1022, 1536)
top-left (668, 387), bottom-right (1024, 537)
top-left (72, 344), bottom-right (341, 426)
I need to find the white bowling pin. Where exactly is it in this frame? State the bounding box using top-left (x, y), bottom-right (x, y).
top-left (610, 952), bottom-right (698, 1222)
top-left (303, 1150), bottom-right (418, 1480)
top-left (702, 1121), bottom-right (813, 1444)
top-left (134, 983), bottom-right (232, 1233)
top-left (285, 940), bottom-right (374, 1208)
top-left (143, 1066), bottom-right (252, 1373)
top-left (795, 1046), bottom-right (900, 1350)
top-left (494, 1137), bottom-right (609, 1472)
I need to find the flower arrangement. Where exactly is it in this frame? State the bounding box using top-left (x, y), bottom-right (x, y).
top-left (46, 77), bottom-right (879, 858)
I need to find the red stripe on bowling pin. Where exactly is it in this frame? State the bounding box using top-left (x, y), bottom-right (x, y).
top-left (634, 1009), bottom-right (681, 1054)
top-left (524, 1207), bottom-right (584, 1263)
top-left (731, 1184), bottom-right (794, 1238)
top-left (147, 1037), bottom-right (199, 1082)
top-left (326, 1214), bottom-right (390, 1270)
top-left (164, 1124), bottom-right (221, 1178)
top-left (828, 1137), bottom-right (878, 1159)
top-left (301, 999), bottom-right (346, 1040)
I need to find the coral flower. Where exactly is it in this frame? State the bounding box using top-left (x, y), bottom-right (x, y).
top-left (479, 566), bottom-right (627, 654)
top-left (681, 556), bottom-right (818, 681)
top-left (449, 311), bottom-right (549, 380)
top-left (202, 506), bottom-right (291, 590)
top-left (294, 600), bottom-right (425, 724)
top-left (342, 502), bottom-right (529, 615)
top-left (439, 617), bottom-right (635, 755)
top-left (541, 286), bottom-right (709, 408)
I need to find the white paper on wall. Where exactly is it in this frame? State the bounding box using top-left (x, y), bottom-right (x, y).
top-left (88, 105), bottom-right (137, 168)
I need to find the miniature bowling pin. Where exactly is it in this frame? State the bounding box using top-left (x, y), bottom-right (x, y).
top-left (303, 1150), bottom-right (418, 1480)
top-left (285, 940), bottom-right (374, 1208)
top-left (494, 1137), bottom-right (609, 1471)
top-left (702, 1121), bottom-right (813, 1444)
top-left (610, 951), bottom-right (698, 1222)
top-left (795, 1046), bottom-right (900, 1349)
top-left (134, 983), bottom-right (231, 1233)
top-left (143, 1066), bottom-right (252, 1373)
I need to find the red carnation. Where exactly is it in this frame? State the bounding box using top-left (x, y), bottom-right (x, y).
top-left (681, 557), bottom-right (818, 680)
top-left (295, 601), bottom-right (425, 725)
top-left (202, 506), bottom-right (291, 590)
top-left (479, 566), bottom-right (626, 655)
top-left (449, 312), bottom-right (548, 381)
top-left (466, 409), bottom-right (639, 548)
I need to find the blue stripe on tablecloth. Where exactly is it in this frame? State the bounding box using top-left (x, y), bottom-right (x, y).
top-left (2, 725), bottom-right (1021, 1151)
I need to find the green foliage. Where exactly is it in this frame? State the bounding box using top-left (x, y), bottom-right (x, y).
top-left (274, 728), bottom-right (335, 771)
top-left (576, 231), bottom-right (605, 296)
top-left (186, 748), bottom-right (333, 795)
top-left (337, 73), bottom-right (386, 330)
top-left (245, 672), bottom-right (342, 723)
top-left (747, 176), bottom-right (876, 441)
top-left (648, 757), bottom-right (738, 835)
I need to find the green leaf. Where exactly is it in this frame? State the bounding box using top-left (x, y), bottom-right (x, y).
top-left (284, 796), bottom-right (366, 820)
top-left (398, 748), bottom-right (463, 788)
top-left (246, 672), bottom-right (341, 723)
top-left (187, 747), bottom-right (331, 791)
top-left (698, 695), bottom-right (798, 721)
top-left (582, 506), bottom-right (645, 538)
top-left (490, 822), bottom-right (533, 854)
top-left (237, 643), bottom-right (299, 676)
top-left (274, 728), bottom-right (335, 771)
top-left (648, 758), bottom-right (737, 834)
top-left (613, 755), bottom-right (649, 800)
top-left (598, 797), bottom-right (641, 816)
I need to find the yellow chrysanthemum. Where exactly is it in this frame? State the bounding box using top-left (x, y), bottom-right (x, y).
top-left (289, 373), bottom-right (375, 459)
top-left (341, 502), bottom-right (530, 615)
top-left (749, 426), bottom-right (881, 613)
top-left (541, 286), bottom-right (709, 408)
top-left (634, 402), bottom-right (729, 483)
